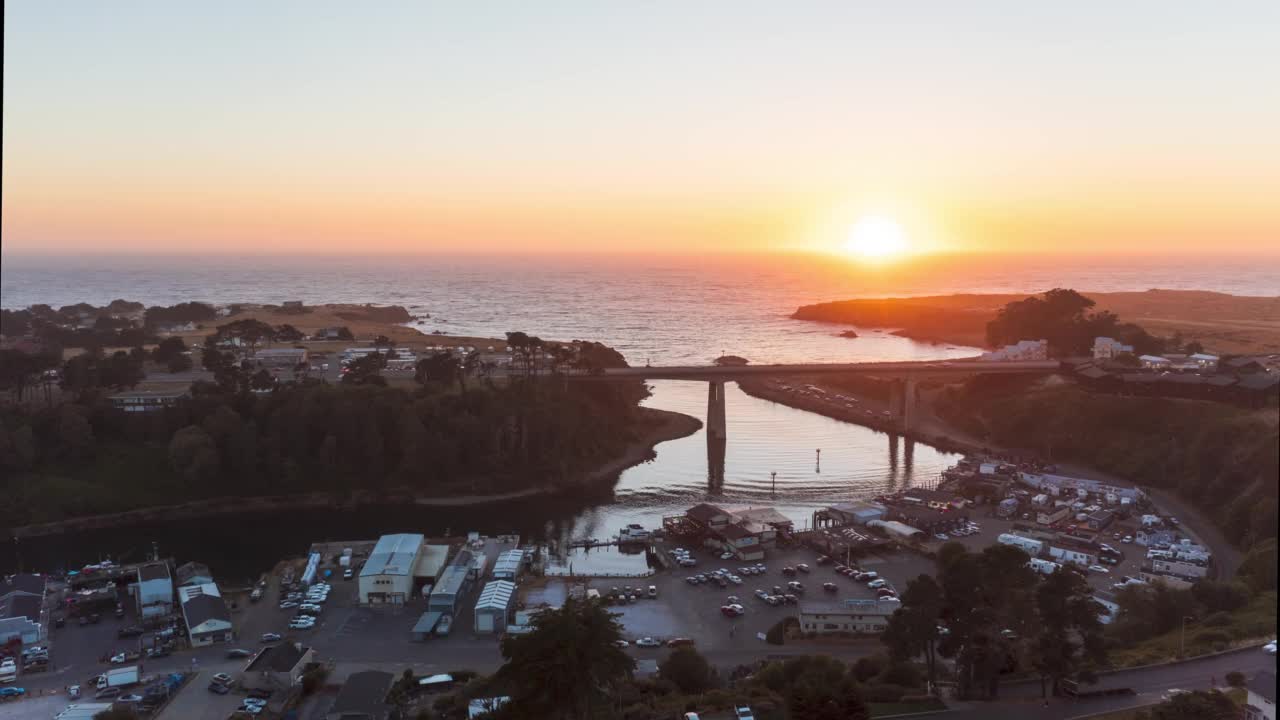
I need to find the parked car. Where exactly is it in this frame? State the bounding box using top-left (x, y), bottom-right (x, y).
top-left (260, 633), bottom-right (282, 643)
top-left (796, 564), bottom-right (810, 573)
top-left (867, 579), bottom-right (888, 589)
top-left (226, 649), bottom-right (254, 659)
top-left (667, 638), bottom-right (695, 647)
top-left (935, 533), bottom-right (950, 541)
top-left (613, 640), bottom-right (629, 648)
top-left (212, 673), bottom-right (233, 685)
top-left (1088, 565), bottom-right (1110, 574)
top-left (635, 637), bottom-right (662, 648)
top-left (95, 687), bottom-right (122, 700)
top-left (1262, 640), bottom-right (1276, 655)
top-left (0, 687), bottom-right (25, 699)
top-left (822, 582), bottom-right (838, 593)
top-left (735, 706), bottom-right (756, 720)
top-left (781, 567), bottom-right (797, 577)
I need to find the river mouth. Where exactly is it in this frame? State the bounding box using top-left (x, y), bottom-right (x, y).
top-left (3, 381), bottom-right (957, 584)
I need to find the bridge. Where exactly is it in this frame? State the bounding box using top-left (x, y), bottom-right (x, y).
top-left (576, 359), bottom-right (1060, 439)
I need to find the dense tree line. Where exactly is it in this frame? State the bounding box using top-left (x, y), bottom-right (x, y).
top-left (0, 351), bottom-right (648, 527)
top-left (986, 288), bottom-right (1171, 357)
top-left (880, 542), bottom-right (1104, 700)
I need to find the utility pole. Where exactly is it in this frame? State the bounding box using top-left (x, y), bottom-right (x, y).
top-left (771, 472), bottom-right (777, 496)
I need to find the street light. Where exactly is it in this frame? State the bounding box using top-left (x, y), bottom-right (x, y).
top-left (1180, 615), bottom-right (1195, 657)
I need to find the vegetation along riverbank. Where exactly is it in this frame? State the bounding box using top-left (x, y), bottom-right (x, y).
top-left (0, 332), bottom-right (677, 533)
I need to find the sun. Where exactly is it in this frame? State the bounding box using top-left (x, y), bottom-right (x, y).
top-left (844, 215), bottom-right (908, 259)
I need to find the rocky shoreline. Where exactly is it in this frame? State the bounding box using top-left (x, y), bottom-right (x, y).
top-left (8, 407), bottom-right (701, 539)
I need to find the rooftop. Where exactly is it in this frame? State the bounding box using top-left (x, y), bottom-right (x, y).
top-left (431, 565), bottom-right (470, 598)
top-left (360, 533), bottom-right (424, 578)
top-left (0, 573), bottom-right (46, 599)
top-left (0, 594), bottom-right (43, 623)
top-left (245, 642), bottom-right (311, 673)
top-left (475, 581), bottom-right (516, 611)
top-left (687, 503), bottom-right (729, 524)
top-left (799, 598), bottom-right (899, 617)
top-left (137, 563), bottom-right (170, 583)
top-left (330, 670), bottom-right (394, 719)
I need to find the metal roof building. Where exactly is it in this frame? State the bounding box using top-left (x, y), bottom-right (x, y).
top-left (491, 549), bottom-right (525, 580)
top-left (474, 580), bottom-right (516, 634)
top-left (428, 551), bottom-right (473, 615)
top-left (359, 534), bottom-right (425, 605)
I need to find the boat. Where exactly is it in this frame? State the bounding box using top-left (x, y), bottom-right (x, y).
top-left (617, 524), bottom-right (651, 543)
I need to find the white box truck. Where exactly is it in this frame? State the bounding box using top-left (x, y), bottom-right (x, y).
top-left (96, 666), bottom-right (140, 690)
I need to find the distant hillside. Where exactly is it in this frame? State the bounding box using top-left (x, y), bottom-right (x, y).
top-left (792, 290), bottom-right (1280, 354)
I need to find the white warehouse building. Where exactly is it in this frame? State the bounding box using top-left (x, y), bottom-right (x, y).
top-left (136, 562), bottom-right (174, 618)
top-left (474, 581), bottom-right (516, 634)
top-left (359, 534), bottom-right (425, 605)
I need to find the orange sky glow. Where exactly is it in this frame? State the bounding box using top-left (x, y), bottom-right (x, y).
top-left (4, 3), bottom-right (1278, 257)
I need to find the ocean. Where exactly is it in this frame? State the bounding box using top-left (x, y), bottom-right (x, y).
top-left (3, 252), bottom-right (1276, 365)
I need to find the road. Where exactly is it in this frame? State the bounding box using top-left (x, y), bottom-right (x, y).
top-left (946, 644), bottom-right (1277, 719)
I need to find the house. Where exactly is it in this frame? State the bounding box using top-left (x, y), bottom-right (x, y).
top-left (1037, 507), bottom-right (1071, 526)
top-left (241, 642), bottom-right (315, 691)
top-left (1243, 670), bottom-right (1275, 720)
top-left (1139, 355), bottom-right (1172, 369)
top-left (1237, 373), bottom-right (1280, 409)
top-left (798, 598), bottom-right (899, 635)
top-left (473, 581), bottom-right (515, 634)
top-left (1189, 353), bottom-right (1219, 371)
top-left (686, 503), bottom-right (733, 531)
top-left (1086, 509), bottom-right (1115, 531)
top-left (1225, 356), bottom-right (1266, 374)
top-left (314, 326), bottom-right (351, 340)
top-left (1150, 558), bottom-right (1210, 580)
top-left (175, 561), bottom-right (214, 587)
top-left (178, 583), bottom-right (231, 646)
top-left (136, 563), bottom-right (174, 618)
top-left (281, 301), bottom-right (305, 311)
top-left (154, 321), bottom-right (197, 334)
top-left (1092, 337), bottom-right (1134, 360)
top-left (1047, 545), bottom-right (1096, 567)
top-left (327, 670), bottom-right (394, 720)
top-left (359, 534), bottom-right (425, 605)
top-left (0, 573), bottom-right (46, 645)
top-left (108, 389), bottom-right (188, 412)
top-left (983, 339), bottom-right (1049, 362)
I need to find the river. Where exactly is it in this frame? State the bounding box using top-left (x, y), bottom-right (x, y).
top-left (3, 379), bottom-right (959, 583)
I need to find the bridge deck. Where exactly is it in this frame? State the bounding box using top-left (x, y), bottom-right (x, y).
top-left (584, 359), bottom-right (1060, 380)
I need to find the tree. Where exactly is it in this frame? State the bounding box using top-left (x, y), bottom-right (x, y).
top-left (881, 574), bottom-right (944, 691)
top-left (167, 353), bottom-right (193, 373)
top-left (1032, 567), bottom-right (1105, 697)
top-left (415, 353), bottom-right (458, 387)
top-left (1225, 671), bottom-right (1246, 687)
top-left (497, 597), bottom-right (635, 719)
top-left (215, 318), bottom-right (276, 353)
top-left (151, 336), bottom-right (188, 365)
top-left (658, 646), bottom-right (715, 694)
top-left (342, 352), bottom-right (387, 386)
top-left (275, 324), bottom-right (305, 342)
top-left (788, 675), bottom-right (870, 720)
top-left (169, 426), bottom-right (220, 483)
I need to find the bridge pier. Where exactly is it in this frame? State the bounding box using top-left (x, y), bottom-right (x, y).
top-left (889, 377), bottom-right (917, 433)
top-left (706, 380), bottom-right (727, 441)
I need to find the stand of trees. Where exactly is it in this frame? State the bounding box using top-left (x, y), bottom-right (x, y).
top-left (881, 543), bottom-right (1104, 700)
top-left (0, 346), bottom-right (649, 528)
top-left (986, 288), bottom-right (1169, 357)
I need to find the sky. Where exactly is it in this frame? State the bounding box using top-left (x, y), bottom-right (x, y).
top-left (3, 2), bottom-right (1279, 256)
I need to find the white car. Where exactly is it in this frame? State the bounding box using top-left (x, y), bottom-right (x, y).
top-left (613, 640), bottom-right (630, 648)
top-left (1088, 565), bottom-right (1110, 574)
top-left (635, 637), bottom-right (662, 648)
top-left (735, 707), bottom-right (756, 720)
top-left (935, 533), bottom-right (950, 541)
top-left (1263, 640), bottom-right (1277, 655)
top-left (867, 579), bottom-right (887, 589)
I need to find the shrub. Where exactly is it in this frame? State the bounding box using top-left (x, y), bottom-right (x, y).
top-left (858, 683), bottom-right (913, 703)
top-left (1193, 629), bottom-right (1231, 645)
top-left (877, 662), bottom-right (924, 689)
top-left (766, 617), bottom-right (796, 645)
top-left (1201, 611), bottom-right (1233, 627)
top-left (1226, 671), bottom-right (1246, 687)
top-left (659, 647), bottom-right (717, 694)
top-left (851, 654), bottom-right (887, 682)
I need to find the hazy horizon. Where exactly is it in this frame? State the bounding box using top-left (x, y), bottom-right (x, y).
top-left (5, 2), bottom-right (1279, 257)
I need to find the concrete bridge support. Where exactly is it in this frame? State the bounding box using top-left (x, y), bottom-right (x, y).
top-left (889, 377), bottom-right (918, 432)
top-left (707, 380), bottom-right (727, 441)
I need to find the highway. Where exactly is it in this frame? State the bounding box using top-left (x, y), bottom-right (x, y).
top-left (590, 359), bottom-right (1061, 380)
